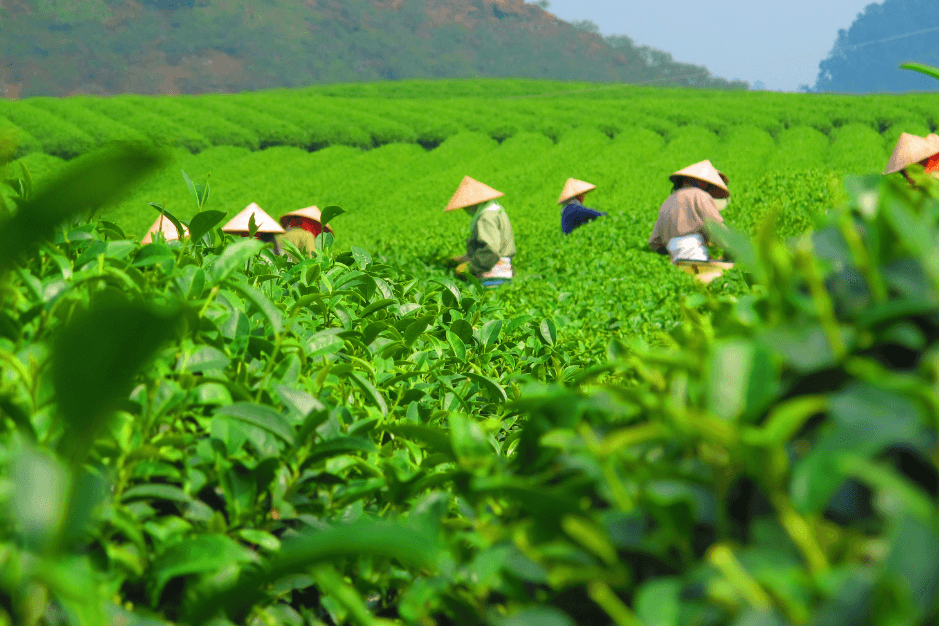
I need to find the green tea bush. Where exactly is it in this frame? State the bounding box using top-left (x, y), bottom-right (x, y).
top-left (80, 99), bottom-right (211, 153)
top-left (769, 126), bottom-right (830, 171)
top-left (0, 118), bottom-right (41, 159)
top-left (239, 96), bottom-right (373, 150)
top-left (420, 101), bottom-right (528, 143)
top-left (183, 97), bottom-right (310, 149)
top-left (775, 101), bottom-right (836, 135)
top-left (714, 126), bottom-right (777, 182)
top-left (27, 98), bottom-right (151, 147)
top-left (354, 100), bottom-right (467, 148)
top-left (306, 99), bottom-right (420, 147)
top-left (0, 101), bottom-right (96, 159)
top-left (124, 96), bottom-right (262, 151)
top-left (2, 80), bottom-right (938, 166)
top-left (828, 123), bottom-right (887, 175)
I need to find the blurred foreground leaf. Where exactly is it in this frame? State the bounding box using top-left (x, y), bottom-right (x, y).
top-left (0, 143), bottom-right (167, 270)
top-left (52, 292), bottom-right (180, 465)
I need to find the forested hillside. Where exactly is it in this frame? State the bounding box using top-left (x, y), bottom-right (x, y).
top-left (0, 0), bottom-right (746, 98)
top-left (814, 0), bottom-right (939, 92)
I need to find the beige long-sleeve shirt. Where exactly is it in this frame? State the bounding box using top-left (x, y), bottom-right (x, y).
top-left (648, 186), bottom-right (725, 250)
top-left (467, 204), bottom-right (516, 274)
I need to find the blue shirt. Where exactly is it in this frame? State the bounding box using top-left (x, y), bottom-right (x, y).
top-left (561, 200), bottom-right (607, 235)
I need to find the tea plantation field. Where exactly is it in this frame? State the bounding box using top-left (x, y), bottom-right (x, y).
top-left (4, 79), bottom-right (935, 351)
top-left (2, 79), bottom-right (939, 626)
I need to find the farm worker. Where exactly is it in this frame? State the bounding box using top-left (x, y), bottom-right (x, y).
top-left (446, 176), bottom-right (516, 286)
top-left (276, 205), bottom-right (334, 258)
top-left (884, 132), bottom-right (939, 186)
top-left (222, 203), bottom-right (286, 246)
top-left (141, 214), bottom-right (189, 244)
top-left (558, 178), bottom-right (607, 235)
top-left (648, 159), bottom-right (730, 262)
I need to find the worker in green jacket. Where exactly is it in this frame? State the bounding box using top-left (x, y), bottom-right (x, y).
top-left (446, 176), bottom-right (516, 287)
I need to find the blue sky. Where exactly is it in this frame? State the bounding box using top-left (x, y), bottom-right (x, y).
top-left (542, 0), bottom-right (877, 91)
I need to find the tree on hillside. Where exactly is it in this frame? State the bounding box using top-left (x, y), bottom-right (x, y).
top-left (814, 0), bottom-right (939, 92)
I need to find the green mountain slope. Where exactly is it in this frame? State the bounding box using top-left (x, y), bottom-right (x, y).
top-left (0, 0), bottom-right (746, 97)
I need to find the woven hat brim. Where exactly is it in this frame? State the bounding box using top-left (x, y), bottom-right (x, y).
top-left (669, 160), bottom-right (730, 199)
top-left (445, 176), bottom-right (504, 212)
top-left (557, 179), bottom-right (597, 204)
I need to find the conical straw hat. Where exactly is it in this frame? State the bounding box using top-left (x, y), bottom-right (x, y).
top-left (222, 203), bottom-right (286, 234)
top-left (141, 214), bottom-right (189, 244)
top-left (279, 205), bottom-right (334, 233)
top-left (557, 178), bottom-right (596, 204)
top-left (884, 132), bottom-right (939, 174)
top-left (669, 160), bottom-right (730, 199)
top-left (445, 176), bottom-right (504, 212)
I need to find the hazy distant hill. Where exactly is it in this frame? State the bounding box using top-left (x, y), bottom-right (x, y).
top-left (0, 0), bottom-right (746, 98)
top-left (814, 0), bottom-right (939, 92)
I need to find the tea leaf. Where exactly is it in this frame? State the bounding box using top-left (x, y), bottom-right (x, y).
top-left (188, 210), bottom-right (227, 242)
top-left (214, 403), bottom-right (296, 447)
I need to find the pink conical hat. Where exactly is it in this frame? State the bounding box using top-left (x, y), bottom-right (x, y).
top-left (669, 160), bottom-right (730, 199)
top-left (557, 178), bottom-right (596, 204)
top-left (884, 132), bottom-right (939, 174)
top-left (222, 203), bottom-right (286, 234)
top-left (279, 205), bottom-right (334, 233)
top-left (445, 176), bottom-right (504, 212)
top-left (141, 214), bottom-right (189, 244)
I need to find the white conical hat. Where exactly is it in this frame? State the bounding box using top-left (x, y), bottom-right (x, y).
top-left (445, 176), bottom-right (504, 212)
top-left (557, 178), bottom-right (596, 204)
top-left (884, 132), bottom-right (939, 174)
top-left (279, 205), bottom-right (334, 233)
top-left (141, 215), bottom-right (189, 244)
top-left (669, 160), bottom-right (730, 199)
top-left (222, 203), bottom-right (286, 234)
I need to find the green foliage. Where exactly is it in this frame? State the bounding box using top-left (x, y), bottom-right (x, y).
top-left (0, 148), bottom-right (569, 624)
top-left (1, 161), bottom-right (938, 624)
top-left (2, 77), bottom-right (939, 625)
